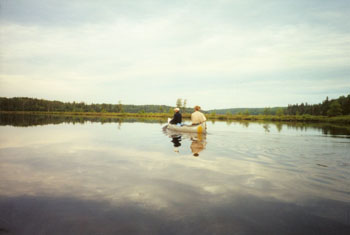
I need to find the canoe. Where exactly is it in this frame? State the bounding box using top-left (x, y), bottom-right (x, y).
top-left (166, 122), bottom-right (207, 133)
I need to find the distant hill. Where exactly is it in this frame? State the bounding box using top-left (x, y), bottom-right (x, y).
top-left (207, 107), bottom-right (284, 115)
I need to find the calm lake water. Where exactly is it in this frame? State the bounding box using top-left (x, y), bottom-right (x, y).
top-left (0, 114), bottom-right (349, 235)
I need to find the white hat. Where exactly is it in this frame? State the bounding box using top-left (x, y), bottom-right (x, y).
top-left (174, 108), bottom-right (180, 111)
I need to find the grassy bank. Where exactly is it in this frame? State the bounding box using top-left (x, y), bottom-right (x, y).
top-left (1, 111), bottom-right (350, 124)
top-left (209, 113), bottom-right (350, 124)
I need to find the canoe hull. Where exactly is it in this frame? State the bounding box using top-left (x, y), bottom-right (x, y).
top-left (167, 122), bottom-right (206, 133)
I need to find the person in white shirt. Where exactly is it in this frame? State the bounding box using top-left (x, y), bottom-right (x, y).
top-left (191, 106), bottom-right (206, 125)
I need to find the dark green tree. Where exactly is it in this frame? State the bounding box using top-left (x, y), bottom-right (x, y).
top-left (327, 101), bottom-right (342, 116)
top-left (118, 100), bottom-right (123, 113)
top-left (183, 99), bottom-right (187, 113)
top-left (176, 98), bottom-right (182, 108)
top-left (276, 108), bottom-right (284, 116)
top-left (263, 107), bottom-right (271, 115)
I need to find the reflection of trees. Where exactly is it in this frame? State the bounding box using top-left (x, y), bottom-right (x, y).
top-left (3, 114), bottom-right (350, 137)
top-left (280, 122), bottom-right (350, 136)
top-left (263, 124), bottom-right (270, 133)
top-left (256, 121), bottom-right (350, 136)
top-left (275, 123), bottom-right (283, 132)
top-left (320, 126), bottom-right (350, 136)
top-left (118, 120), bottom-right (122, 130)
top-left (239, 121), bottom-right (250, 128)
top-left (226, 120), bottom-right (232, 126)
top-left (283, 123), bottom-right (350, 136)
top-left (0, 113), bottom-right (168, 127)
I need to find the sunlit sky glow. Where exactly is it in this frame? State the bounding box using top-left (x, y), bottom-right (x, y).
top-left (0, 0), bottom-right (349, 109)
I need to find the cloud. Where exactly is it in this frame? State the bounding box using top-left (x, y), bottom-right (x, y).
top-left (0, 0), bottom-right (349, 108)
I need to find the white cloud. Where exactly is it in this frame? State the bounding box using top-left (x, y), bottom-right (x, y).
top-left (1, 0), bottom-right (349, 108)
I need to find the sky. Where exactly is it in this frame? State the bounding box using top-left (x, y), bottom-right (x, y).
top-left (0, 0), bottom-right (349, 109)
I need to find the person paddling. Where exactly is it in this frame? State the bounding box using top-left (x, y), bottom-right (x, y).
top-left (170, 108), bottom-right (182, 125)
top-left (191, 106), bottom-right (206, 125)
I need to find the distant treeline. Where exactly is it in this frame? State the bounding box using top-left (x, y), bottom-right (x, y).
top-left (209, 107), bottom-right (284, 115)
top-left (1, 95), bottom-right (349, 117)
top-left (210, 94), bottom-right (350, 117)
top-left (285, 95), bottom-right (350, 116)
top-left (0, 97), bottom-right (189, 113)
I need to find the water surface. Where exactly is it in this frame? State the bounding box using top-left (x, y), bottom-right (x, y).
top-left (0, 115), bottom-right (349, 234)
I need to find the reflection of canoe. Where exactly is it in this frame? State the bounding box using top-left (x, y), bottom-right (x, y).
top-left (163, 124), bottom-right (207, 156)
top-left (166, 122), bottom-right (207, 133)
top-left (163, 127), bottom-right (206, 140)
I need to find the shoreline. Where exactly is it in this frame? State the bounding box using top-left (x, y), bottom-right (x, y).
top-left (1, 111), bottom-right (349, 124)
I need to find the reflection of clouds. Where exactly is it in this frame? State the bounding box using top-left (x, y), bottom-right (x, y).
top-left (2, 193), bottom-right (348, 235)
top-left (1, 141), bottom-right (349, 210)
top-left (0, 125), bottom-right (93, 148)
top-left (1, 121), bottom-right (350, 234)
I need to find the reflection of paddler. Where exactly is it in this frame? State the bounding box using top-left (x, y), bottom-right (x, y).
top-left (190, 134), bottom-right (206, 157)
top-left (171, 136), bottom-right (181, 147)
top-left (171, 135), bottom-right (181, 152)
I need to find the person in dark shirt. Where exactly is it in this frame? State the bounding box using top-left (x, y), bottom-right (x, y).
top-left (170, 108), bottom-right (182, 125)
